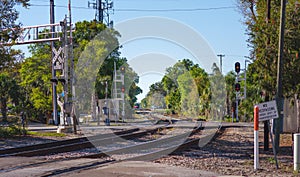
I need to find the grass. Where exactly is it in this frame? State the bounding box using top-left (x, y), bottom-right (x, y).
top-left (267, 157), bottom-right (277, 164)
top-left (27, 131), bottom-right (66, 137)
top-left (0, 126), bottom-right (66, 138)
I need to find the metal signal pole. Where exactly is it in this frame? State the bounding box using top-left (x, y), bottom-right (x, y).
top-left (50, 0), bottom-right (58, 125)
top-left (69, 0), bottom-right (77, 134)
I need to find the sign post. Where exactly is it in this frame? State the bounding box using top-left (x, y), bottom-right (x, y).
top-left (254, 106), bottom-right (259, 170)
top-left (254, 100), bottom-right (279, 170)
top-left (257, 100), bottom-right (279, 121)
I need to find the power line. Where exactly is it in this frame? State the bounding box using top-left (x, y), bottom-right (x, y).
top-left (29, 4), bottom-right (236, 12)
top-left (115, 6), bottom-right (236, 12)
top-left (30, 4), bottom-right (90, 9)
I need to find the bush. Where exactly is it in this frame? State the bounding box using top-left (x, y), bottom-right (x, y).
top-left (0, 125), bottom-right (26, 138)
top-left (164, 109), bottom-right (171, 115)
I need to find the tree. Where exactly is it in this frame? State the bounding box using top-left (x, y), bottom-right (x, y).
top-left (73, 21), bottom-right (142, 117)
top-left (178, 72), bottom-right (199, 116)
top-left (162, 60), bottom-right (191, 113)
top-left (144, 82), bottom-right (167, 109)
top-left (0, 0), bottom-right (29, 70)
top-left (209, 63), bottom-right (226, 121)
top-left (19, 43), bottom-right (54, 121)
top-left (0, 73), bottom-right (20, 122)
top-left (238, 0), bottom-right (300, 99)
top-left (144, 59), bottom-right (212, 118)
top-left (0, 0), bottom-right (29, 122)
top-left (238, 0), bottom-right (300, 151)
top-left (190, 64), bottom-right (211, 117)
top-left (225, 71), bottom-right (236, 117)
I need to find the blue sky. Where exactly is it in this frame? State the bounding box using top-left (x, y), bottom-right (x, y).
top-left (16, 0), bottom-right (250, 101)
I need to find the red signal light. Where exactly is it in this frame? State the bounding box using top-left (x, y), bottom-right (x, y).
top-left (235, 83), bottom-right (241, 92)
top-left (121, 85), bottom-right (125, 93)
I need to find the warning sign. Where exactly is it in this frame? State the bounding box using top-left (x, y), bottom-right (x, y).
top-left (256, 100), bottom-right (279, 121)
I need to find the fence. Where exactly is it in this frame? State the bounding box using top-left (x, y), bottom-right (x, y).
top-left (283, 98), bottom-right (300, 133)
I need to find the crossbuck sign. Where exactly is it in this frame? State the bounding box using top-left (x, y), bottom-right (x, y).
top-left (256, 100), bottom-right (279, 121)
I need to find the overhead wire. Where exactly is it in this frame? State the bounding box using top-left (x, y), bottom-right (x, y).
top-left (29, 3), bottom-right (236, 12)
top-left (115, 6), bottom-right (236, 12)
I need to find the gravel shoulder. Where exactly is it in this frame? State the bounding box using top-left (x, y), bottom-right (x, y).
top-left (155, 126), bottom-right (298, 177)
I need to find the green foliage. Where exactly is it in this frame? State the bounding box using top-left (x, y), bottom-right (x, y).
top-left (140, 97), bottom-right (148, 108)
top-left (144, 59), bottom-right (214, 119)
top-left (178, 72), bottom-right (199, 116)
top-left (16, 20), bottom-right (142, 121)
top-left (0, 0), bottom-right (29, 69)
top-left (74, 21), bottom-right (142, 114)
top-left (235, 0), bottom-right (300, 121)
top-left (0, 1), bottom-right (28, 121)
top-left (0, 73), bottom-right (21, 122)
top-left (0, 125), bottom-right (26, 138)
top-left (19, 42), bottom-right (53, 121)
top-left (238, 0), bottom-right (300, 98)
top-left (209, 63), bottom-right (226, 121)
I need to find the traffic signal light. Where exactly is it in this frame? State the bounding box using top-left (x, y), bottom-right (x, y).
top-left (235, 83), bottom-right (241, 92)
top-left (58, 78), bottom-right (66, 84)
top-left (120, 66), bottom-right (125, 74)
top-left (50, 78), bottom-right (58, 84)
top-left (121, 85), bottom-right (125, 93)
top-left (235, 62), bottom-right (240, 73)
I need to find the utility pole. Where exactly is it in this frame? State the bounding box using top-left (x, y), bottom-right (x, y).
top-left (264, 0), bottom-right (272, 151)
top-left (68, 0), bottom-right (77, 134)
top-left (88, 0), bottom-right (113, 26)
top-left (275, 0), bottom-right (286, 153)
top-left (88, 0), bottom-right (103, 22)
top-left (217, 54), bottom-right (225, 74)
top-left (98, 0), bottom-right (103, 22)
top-left (50, 0), bottom-right (58, 125)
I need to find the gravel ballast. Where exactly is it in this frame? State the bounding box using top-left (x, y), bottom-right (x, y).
top-left (155, 126), bottom-right (297, 177)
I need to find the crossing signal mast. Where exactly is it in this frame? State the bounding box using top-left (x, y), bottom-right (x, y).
top-left (112, 65), bottom-right (126, 122)
top-left (234, 62), bottom-right (241, 122)
top-left (0, 0), bottom-right (76, 133)
top-left (233, 60), bottom-right (250, 123)
top-left (88, 0), bottom-right (114, 27)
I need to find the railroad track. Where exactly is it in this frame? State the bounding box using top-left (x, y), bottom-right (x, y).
top-left (0, 124), bottom-right (172, 157)
top-left (42, 123), bottom-right (218, 177)
top-left (0, 121), bottom-right (219, 177)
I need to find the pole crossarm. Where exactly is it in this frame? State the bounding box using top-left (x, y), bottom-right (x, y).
top-left (0, 23), bottom-right (64, 46)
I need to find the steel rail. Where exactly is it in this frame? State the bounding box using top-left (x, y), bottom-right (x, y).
top-left (0, 125), bottom-right (170, 157)
top-left (0, 127), bottom-right (140, 156)
top-left (0, 123), bottom-right (222, 177)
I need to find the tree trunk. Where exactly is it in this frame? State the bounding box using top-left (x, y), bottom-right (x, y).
top-left (1, 98), bottom-right (7, 122)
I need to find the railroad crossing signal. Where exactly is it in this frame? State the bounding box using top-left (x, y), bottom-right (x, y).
top-left (52, 47), bottom-right (64, 70)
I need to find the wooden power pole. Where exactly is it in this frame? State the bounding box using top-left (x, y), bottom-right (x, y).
top-left (274, 0), bottom-right (286, 152)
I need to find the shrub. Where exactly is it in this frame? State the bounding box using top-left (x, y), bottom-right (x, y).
top-left (0, 125), bottom-right (26, 138)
